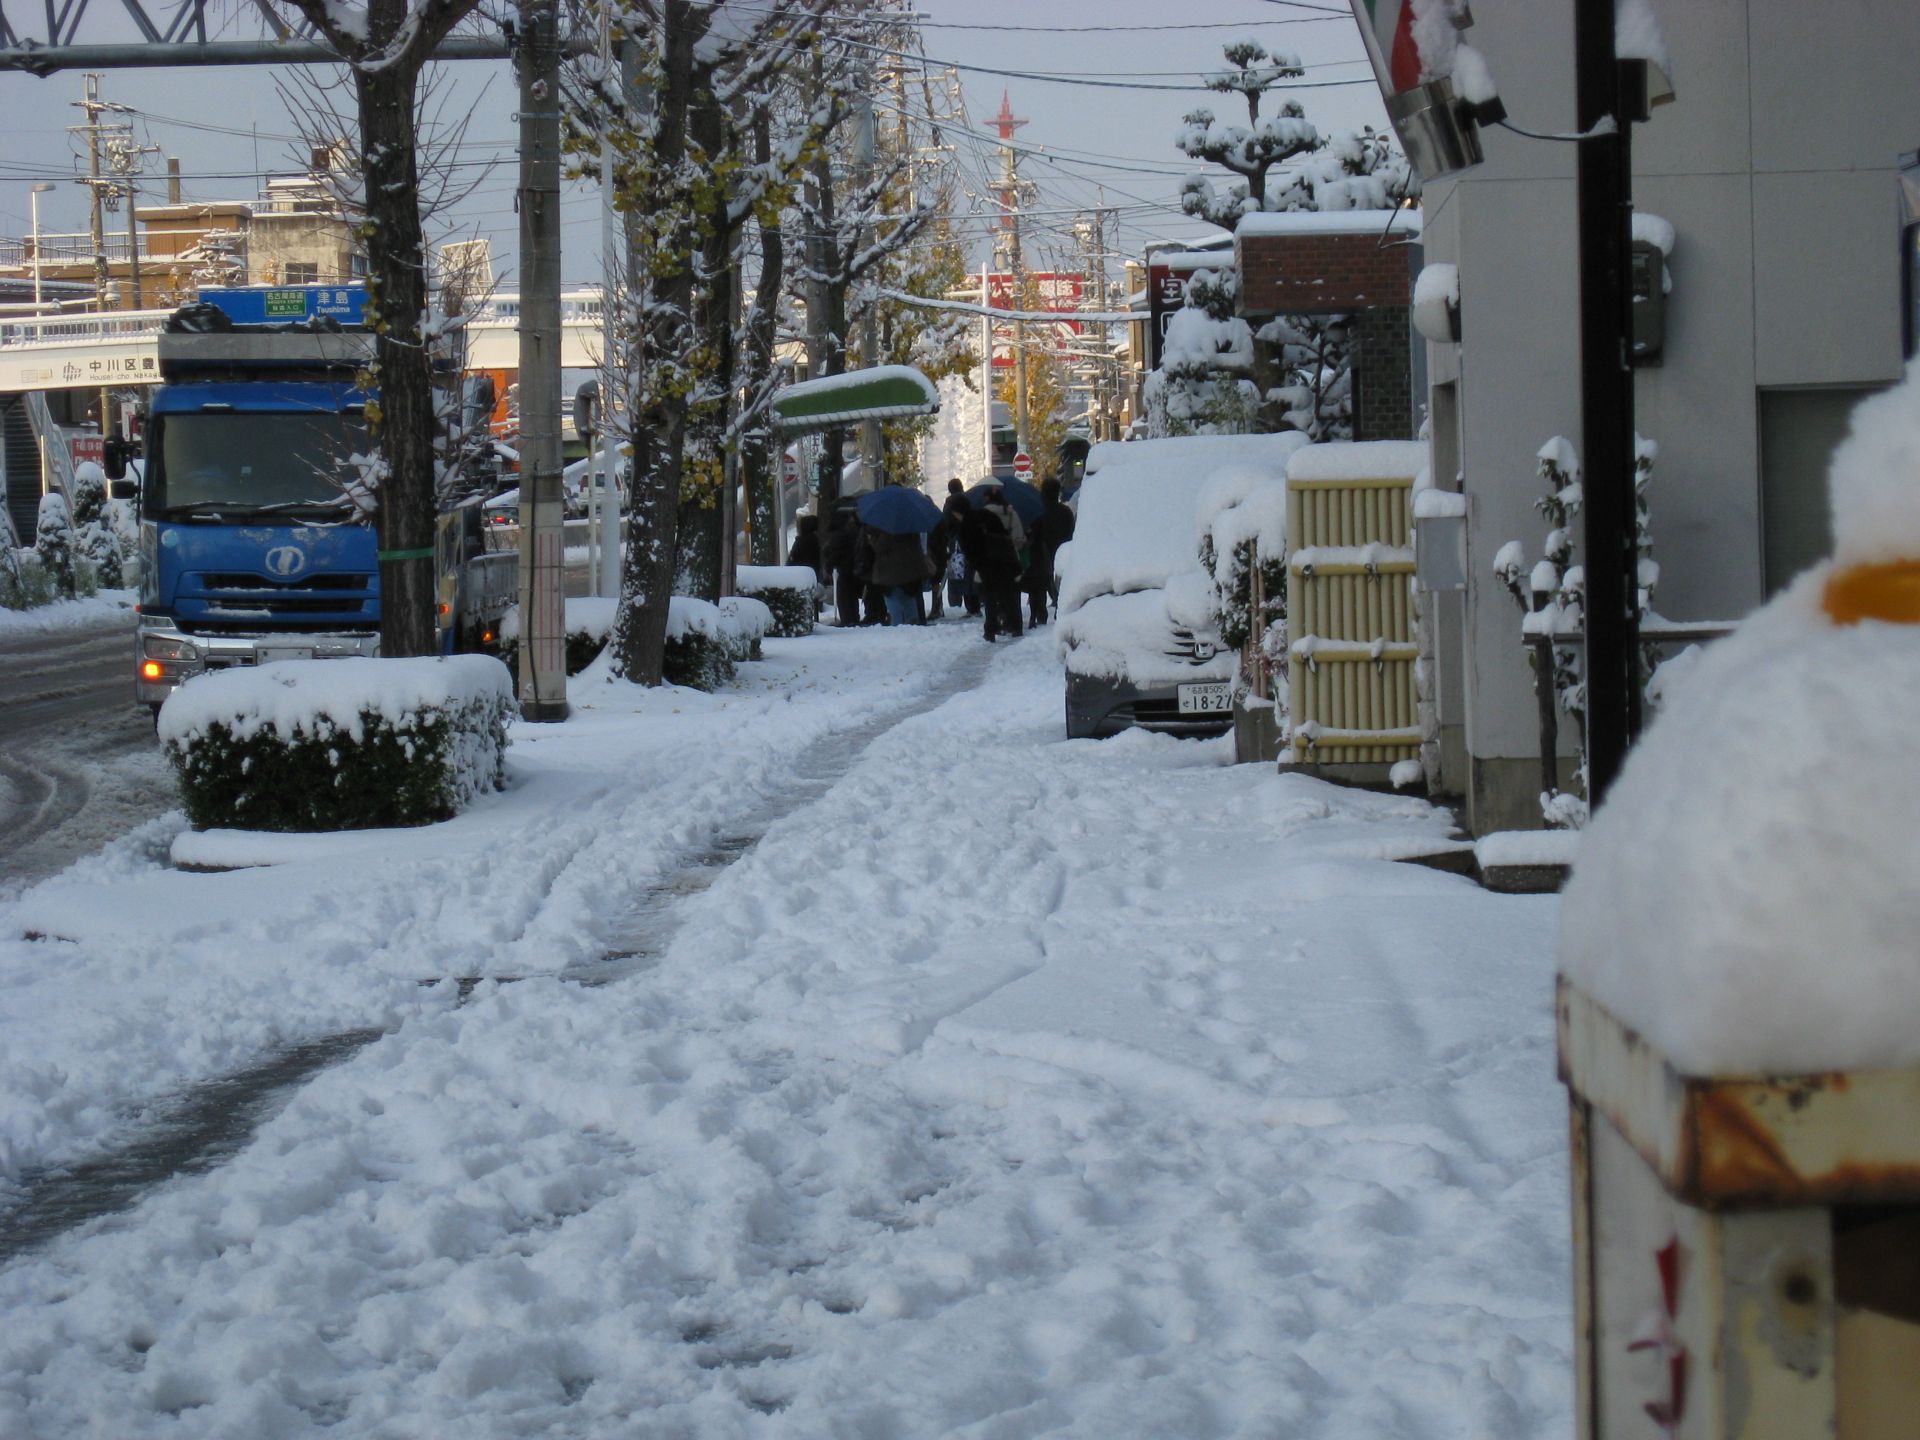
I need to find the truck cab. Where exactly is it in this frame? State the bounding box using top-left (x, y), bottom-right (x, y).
top-left (129, 313), bottom-right (382, 707)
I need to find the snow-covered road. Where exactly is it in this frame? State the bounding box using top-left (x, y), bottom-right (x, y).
top-left (0, 625), bottom-right (1570, 1437)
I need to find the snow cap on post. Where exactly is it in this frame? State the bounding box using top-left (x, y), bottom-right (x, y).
top-left (1822, 369), bottom-right (1920, 624)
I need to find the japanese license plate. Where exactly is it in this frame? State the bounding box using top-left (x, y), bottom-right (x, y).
top-left (1177, 681), bottom-right (1232, 715)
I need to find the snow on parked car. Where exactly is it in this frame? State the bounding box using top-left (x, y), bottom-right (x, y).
top-left (1055, 433), bottom-right (1308, 738)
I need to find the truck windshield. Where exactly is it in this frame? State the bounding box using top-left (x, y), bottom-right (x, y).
top-left (153, 411), bottom-right (370, 519)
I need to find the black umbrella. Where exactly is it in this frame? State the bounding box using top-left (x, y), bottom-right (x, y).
top-left (855, 485), bottom-right (944, 535)
top-left (965, 477), bottom-right (1045, 526)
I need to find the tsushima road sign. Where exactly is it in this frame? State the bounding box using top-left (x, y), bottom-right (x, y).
top-left (1013, 451), bottom-right (1033, 480)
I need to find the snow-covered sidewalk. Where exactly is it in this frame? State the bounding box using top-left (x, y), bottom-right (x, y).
top-left (1, 627), bottom-right (1570, 1437)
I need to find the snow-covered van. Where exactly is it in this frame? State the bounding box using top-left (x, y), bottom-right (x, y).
top-left (1054, 433), bottom-right (1307, 739)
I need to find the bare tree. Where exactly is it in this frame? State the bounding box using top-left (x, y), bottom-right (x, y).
top-left (271, 0), bottom-right (487, 658)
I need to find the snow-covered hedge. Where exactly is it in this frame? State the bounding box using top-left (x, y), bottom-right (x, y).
top-left (662, 596), bottom-right (768, 691)
top-left (158, 655), bottom-right (514, 832)
top-left (735, 564), bottom-right (818, 637)
top-left (498, 595), bottom-right (619, 677)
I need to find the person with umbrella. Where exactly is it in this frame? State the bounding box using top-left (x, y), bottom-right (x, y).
top-left (856, 486), bottom-right (941, 627)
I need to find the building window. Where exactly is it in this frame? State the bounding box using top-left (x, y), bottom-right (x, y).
top-left (282, 261), bottom-right (320, 285)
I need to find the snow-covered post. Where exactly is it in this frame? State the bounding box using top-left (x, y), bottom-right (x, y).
top-left (1555, 374), bottom-right (1920, 1439)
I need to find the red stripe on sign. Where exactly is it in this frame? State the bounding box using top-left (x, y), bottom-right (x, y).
top-left (1389, 2), bottom-right (1422, 91)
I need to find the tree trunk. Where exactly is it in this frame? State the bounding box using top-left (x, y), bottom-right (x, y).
top-left (742, 114), bottom-right (783, 564)
top-left (803, 145), bottom-right (848, 513)
top-left (356, 59), bottom-right (437, 658)
top-left (611, 2), bottom-right (699, 684)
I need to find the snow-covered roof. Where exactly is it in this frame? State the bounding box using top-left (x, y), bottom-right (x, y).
top-left (1236, 209), bottom-right (1422, 240)
top-left (771, 365), bottom-right (939, 432)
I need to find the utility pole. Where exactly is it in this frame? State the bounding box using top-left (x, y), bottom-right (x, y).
top-left (516, 0), bottom-right (566, 722)
top-left (854, 77), bottom-right (881, 487)
top-left (75, 74), bottom-right (110, 311)
top-left (991, 91), bottom-right (1030, 456)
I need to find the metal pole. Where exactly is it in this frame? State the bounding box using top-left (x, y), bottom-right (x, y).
top-left (595, 58), bottom-right (618, 599)
top-left (1574, 0), bottom-right (1638, 802)
top-left (30, 184), bottom-right (51, 310)
top-left (516, 0), bottom-right (566, 722)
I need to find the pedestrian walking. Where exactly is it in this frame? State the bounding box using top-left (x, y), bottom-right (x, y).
top-left (787, 512), bottom-right (823, 582)
top-left (1026, 477), bottom-right (1076, 626)
top-left (962, 485), bottom-right (1024, 642)
top-left (867, 524), bottom-right (933, 628)
top-left (821, 501), bottom-right (863, 626)
top-left (926, 505), bottom-right (953, 621)
top-left (941, 478), bottom-right (978, 617)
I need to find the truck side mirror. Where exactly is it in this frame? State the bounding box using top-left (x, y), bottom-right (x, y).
top-left (109, 477), bottom-right (139, 500)
top-left (103, 438), bottom-right (128, 481)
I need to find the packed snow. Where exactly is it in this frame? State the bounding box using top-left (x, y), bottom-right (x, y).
top-left (0, 588), bottom-right (136, 635)
top-left (1560, 372), bottom-right (1920, 1074)
top-left (0, 622), bottom-right (1571, 1436)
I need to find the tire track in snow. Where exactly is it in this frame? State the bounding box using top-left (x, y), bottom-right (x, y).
top-left (0, 640), bottom-right (995, 1264)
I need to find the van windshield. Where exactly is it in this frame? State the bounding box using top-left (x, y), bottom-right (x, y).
top-left (151, 410), bottom-right (370, 520)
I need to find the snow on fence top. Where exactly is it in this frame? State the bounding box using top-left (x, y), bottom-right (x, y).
top-left (1235, 209), bottom-right (1422, 240)
top-left (1285, 440), bottom-right (1428, 484)
top-left (1559, 372), bottom-right (1920, 1075)
top-left (157, 655), bottom-right (513, 746)
top-left (1061, 434), bottom-right (1308, 618)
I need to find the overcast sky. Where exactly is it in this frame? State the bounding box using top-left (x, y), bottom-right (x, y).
top-left (0, 1), bottom-right (1386, 293)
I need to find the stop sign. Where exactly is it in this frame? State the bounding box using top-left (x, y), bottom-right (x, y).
top-left (1012, 451), bottom-right (1033, 480)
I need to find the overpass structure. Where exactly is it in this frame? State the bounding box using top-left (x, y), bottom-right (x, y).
top-left (0, 301), bottom-right (607, 395)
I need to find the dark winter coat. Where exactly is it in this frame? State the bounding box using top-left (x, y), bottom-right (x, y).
top-left (868, 528), bottom-right (932, 588)
top-left (962, 502), bottom-right (1020, 579)
top-left (1027, 496), bottom-right (1077, 583)
top-left (787, 519), bottom-right (823, 581)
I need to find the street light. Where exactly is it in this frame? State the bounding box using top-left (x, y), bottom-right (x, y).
top-left (30, 182), bottom-right (55, 313)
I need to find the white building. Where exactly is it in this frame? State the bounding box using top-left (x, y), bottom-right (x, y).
top-left (1414, 1), bottom-right (1919, 833)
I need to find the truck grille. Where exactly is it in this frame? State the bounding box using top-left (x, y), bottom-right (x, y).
top-left (177, 568), bottom-right (377, 632)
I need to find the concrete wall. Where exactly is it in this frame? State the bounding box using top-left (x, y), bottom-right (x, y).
top-left (1418, 0), bottom-right (1918, 833)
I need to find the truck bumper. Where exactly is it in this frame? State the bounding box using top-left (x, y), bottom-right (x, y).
top-left (135, 618), bottom-right (380, 708)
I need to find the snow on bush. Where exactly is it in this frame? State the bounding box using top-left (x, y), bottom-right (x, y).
top-left (158, 655), bottom-right (513, 833)
top-left (736, 564), bottom-right (819, 638)
top-left (661, 595), bottom-right (765, 691)
top-left (498, 595), bottom-right (620, 677)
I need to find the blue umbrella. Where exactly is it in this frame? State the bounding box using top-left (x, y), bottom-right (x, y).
top-left (966, 477), bottom-right (1044, 527)
top-left (856, 486), bottom-right (944, 535)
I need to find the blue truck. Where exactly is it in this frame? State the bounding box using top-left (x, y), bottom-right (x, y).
top-left (108, 286), bottom-right (514, 711)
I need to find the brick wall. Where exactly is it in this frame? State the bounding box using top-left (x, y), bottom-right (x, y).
top-left (1351, 307), bottom-right (1414, 441)
top-left (1236, 230), bottom-right (1412, 316)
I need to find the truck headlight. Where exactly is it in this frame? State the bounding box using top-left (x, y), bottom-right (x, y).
top-left (142, 635), bottom-right (200, 661)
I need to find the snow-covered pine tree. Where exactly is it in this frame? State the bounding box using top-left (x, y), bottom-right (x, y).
top-left (1140, 266), bottom-right (1259, 437)
top-left (36, 491), bottom-right (77, 599)
top-left (1172, 40), bottom-right (1413, 441)
top-left (70, 461), bottom-right (122, 589)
